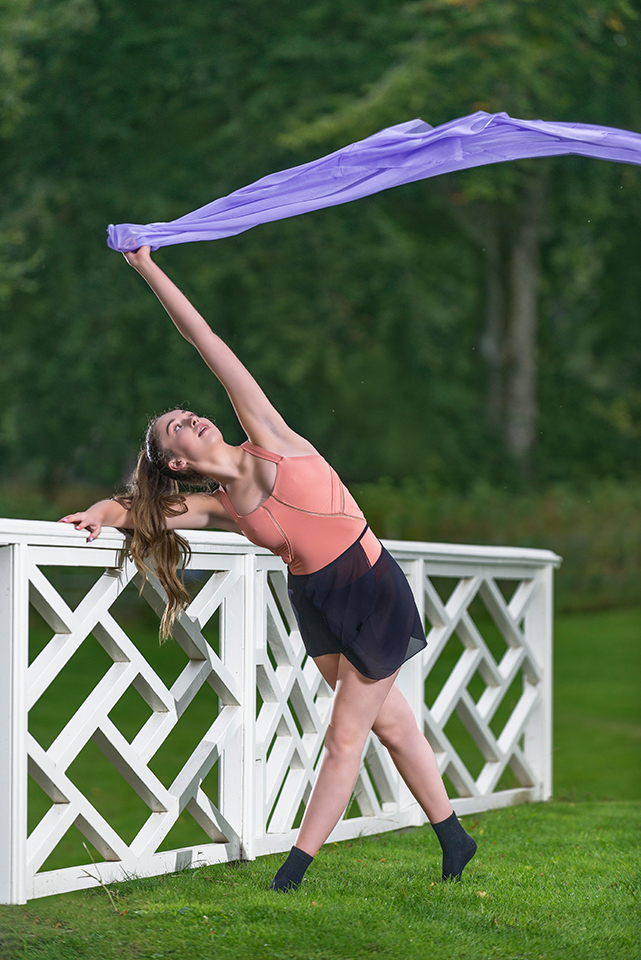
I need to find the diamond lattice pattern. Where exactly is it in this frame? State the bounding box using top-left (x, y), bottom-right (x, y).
top-left (422, 572), bottom-right (542, 799)
top-left (16, 539), bottom-right (551, 901)
top-left (26, 555), bottom-right (244, 879)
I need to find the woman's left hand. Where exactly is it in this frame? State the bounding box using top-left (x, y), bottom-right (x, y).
top-left (123, 245), bottom-right (153, 271)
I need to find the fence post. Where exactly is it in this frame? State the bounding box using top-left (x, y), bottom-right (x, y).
top-left (240, 552), bottom-right (257, 861)
top-left (523, 564), bottom-right (554, 801)
top-left (0, 543), bottom-right (29, 905)
top-left (215, 556), bottom-right (249, 862)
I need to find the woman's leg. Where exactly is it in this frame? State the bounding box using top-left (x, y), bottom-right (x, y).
top-left (294, 656), bottom-right (399, 857)
top-left (312, 656), bottom-right (451, 823)
top-left (314, 658), bottom-right (476, 880)
top-left (270, 655), bottom-right (475, 889)
top-left (370, 682), bottom-right (476, 880)
top-left (371, 683), bottom-right (452, 823)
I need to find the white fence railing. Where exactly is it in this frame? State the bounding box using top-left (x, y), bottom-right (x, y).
top-left (0, 518), bottom-right (560, 904)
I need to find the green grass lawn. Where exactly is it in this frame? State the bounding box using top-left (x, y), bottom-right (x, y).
top-left (552, 607), bottom-right (640, 800)
top-left (0, 801), bottom-right (639, 960)
top-left (0, 605), bottom-right (638, 959)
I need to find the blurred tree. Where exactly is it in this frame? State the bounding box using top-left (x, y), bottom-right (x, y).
top-left (3, 0), bottom-right (474, 488)
top-left (0, 0), bottom-right (98, 301)
top-left (0, 0), bottom-right (639, 494)
top-left (280, 0), bottom-right (641, 472)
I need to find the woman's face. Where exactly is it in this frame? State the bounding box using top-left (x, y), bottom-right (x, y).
top-left (154, 409), bottom-right (222, 471)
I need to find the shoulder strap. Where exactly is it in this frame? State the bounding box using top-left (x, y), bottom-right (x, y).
top-left (215, 485), bottom-right (238, 519)
top-left (218, 442), bottom-right (281, 518)
top-left (241, 440), bottom-right (282, 463)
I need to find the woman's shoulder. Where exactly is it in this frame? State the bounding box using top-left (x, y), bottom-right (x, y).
top-left (244, 425), bottom-right (319, 459)
top-left (171, 491), bottom-right (240, 533)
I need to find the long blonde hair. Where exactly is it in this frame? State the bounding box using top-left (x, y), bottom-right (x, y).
top-left (117, 415), bottom-right (216, 640)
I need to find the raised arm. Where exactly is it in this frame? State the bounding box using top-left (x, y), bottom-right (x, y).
top-left (124, 247), bottom-right (315, 456)
top-left (60, 492), bottom-right (240, 541)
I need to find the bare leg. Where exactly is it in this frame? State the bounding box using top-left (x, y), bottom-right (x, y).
top-left (312, 655), bottom-right (451, 823)
top-left (270, 654), bottom-right (475, 890)
top-left (371, 683), bottom-right (452, 823)
top-left (370, 681), bottom-right (476, 880)
top-left (295, 656), bottom-right (399, 857)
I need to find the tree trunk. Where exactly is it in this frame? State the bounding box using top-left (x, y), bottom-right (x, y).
top-left (478, 224), bottom-right (506, 430)
top-left (504, 177), bottom-right (546, 468)
top-left (443, 200), bottom-right (508, 430)
top-left (444, 174), bottom-right (546, 470)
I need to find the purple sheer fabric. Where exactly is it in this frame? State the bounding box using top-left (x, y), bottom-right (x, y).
top-left (107, 111), bottom-right (641, 252)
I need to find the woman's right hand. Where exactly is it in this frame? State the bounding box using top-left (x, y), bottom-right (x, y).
top-left (59, 507), bottom-right (105, 542)
top-left (59, 498), bottom-right (131, 541)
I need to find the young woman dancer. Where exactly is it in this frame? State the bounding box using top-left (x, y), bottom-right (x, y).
top-left (61, 246), bottom-right (476, 891)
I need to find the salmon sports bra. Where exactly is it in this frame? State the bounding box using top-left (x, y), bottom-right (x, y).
top-left (216, 441), bottom-right (381, 576)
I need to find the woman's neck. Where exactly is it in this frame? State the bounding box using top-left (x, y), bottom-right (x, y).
top-left (194, 440), bottom-right (248, 486)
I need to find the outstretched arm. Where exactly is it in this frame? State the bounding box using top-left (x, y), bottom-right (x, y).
top-left (60, 492), bottom-right (240, 541)
top-left (124, 247), bottom-right (315, 456)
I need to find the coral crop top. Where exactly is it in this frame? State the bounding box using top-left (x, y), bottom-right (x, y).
top-left (216, 441), bottom-right (381, 576)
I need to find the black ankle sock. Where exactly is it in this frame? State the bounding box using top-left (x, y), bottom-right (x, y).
top-left (269, 846), bottom-right (314, 892)
top-left (431, 811), bottom-right (477, 881)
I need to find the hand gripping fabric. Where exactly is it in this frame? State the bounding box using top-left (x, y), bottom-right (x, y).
top-left (107, 111), bottom-right (641, 252)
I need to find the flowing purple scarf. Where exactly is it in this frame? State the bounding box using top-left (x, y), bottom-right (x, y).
top-left (107, 111), bottom-right (641, 252)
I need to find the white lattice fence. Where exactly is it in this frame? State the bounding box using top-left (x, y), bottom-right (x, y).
top-left (0, 519), bottom-right (560, 904)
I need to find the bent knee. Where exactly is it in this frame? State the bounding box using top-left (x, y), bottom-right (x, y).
top-left (372, 720), bottom-right (406, 752)
top-left (373, 712), bottom-right (420, 752)
top-left (324, 723), bottom-right (367, 761)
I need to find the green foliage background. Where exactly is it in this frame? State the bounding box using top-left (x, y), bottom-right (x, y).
top-left (1, 0), bottom-right (640, 496)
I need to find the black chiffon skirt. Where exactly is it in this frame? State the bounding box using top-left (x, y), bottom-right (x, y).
top-left (287, 527), bottom-right (426, 680)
